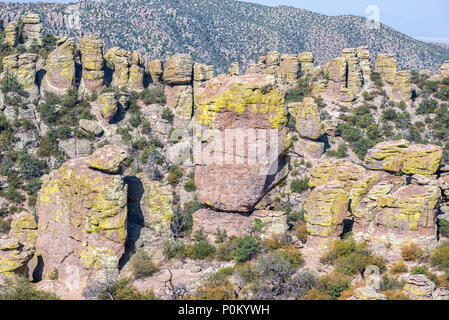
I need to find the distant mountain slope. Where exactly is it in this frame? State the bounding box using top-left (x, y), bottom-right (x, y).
top-left (1, 0), bottom-right (448, 73)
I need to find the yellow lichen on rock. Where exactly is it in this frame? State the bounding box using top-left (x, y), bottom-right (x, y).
top-left (402, 144), bottom-right (443, 177)
top-left (364, 140), bottom-right (409, 172)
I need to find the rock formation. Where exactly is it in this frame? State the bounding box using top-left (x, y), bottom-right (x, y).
top-left (2, 53), bottom-right (39, 99)
top-left (374, 54), bottom-right (397, 84)
top-left (35, 145), bottom-right (128, 296)
top-left (194, 74), bottom-right (288, 212)
top-left (392, 70), bottom-right (413, 102)
top-left (228, 62), bottom-right (240, 76)
top-left (298, 52), bottom-right (314, 77)
top-left (0, 212), bottom-right (38, 275)
top-left (105, 47), bottom-right (131, 88)
top-left (148, 59), bottom-right (163, 83)
top-left (96, 92), bottom-right (118, 123)
top-left (162, 54), bottom-right (193, 85)
top-left (129, 51), bottom-right (145, 92)
top-left (23, 13), bottom-right (44, 47)
top-left (79, 35), bottom-right (104, 95)
top-left (5, 21), bottom-right (19, 47)
top-left (292, 97), bottom-right (322, 141)
top-left (41, 37), bottom-right (76, 96)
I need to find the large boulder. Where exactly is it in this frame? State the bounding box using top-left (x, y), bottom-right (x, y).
top-left (356, 46), bottom-right (372, 83)
top-left (403, 274), bottom-right (436, 299)
top-left (41, 37), bottom-right (76, 96)
top-left (164, 85), bottom-right (193, 123)
top-left (342, 48), bottom-right (363, 94)
top-left (23, 13), bottom-right (43, 47)
top-left (364, 140), bottom-right (409, 172)
top-left (309, 159), bottom-right (366, 190)
top-left (293, 97), bottom-right (322, 140)
top-left (393, 70), bottom-right (413, 102)
top-left (162, 54), bottom-right (193, 85)
top-left (194, 74), bottom-right (288, 212)
top-left (79, 35), bottom-right (104, 95)
top-left (96, 92), bottom-right (118, 123)
top-left (0, 212), bottom-right (38, 275)
top-left (402, 144), bottom-right (443, 177)
top-left (304, 180), bottom-right (349, 237)
top-left (35, 145), bottom-right (128, 297)
top-left (279, 54), bottom-right (300, 83)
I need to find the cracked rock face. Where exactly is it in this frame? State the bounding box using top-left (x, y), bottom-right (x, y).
top-left (35, 145), bottom-right (128, 297)
top-left (193, 74), bottom-right (289, 212)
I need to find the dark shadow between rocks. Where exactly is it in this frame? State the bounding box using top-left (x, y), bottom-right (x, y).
top-left (119, 176), bottom-right (144, 270)
top-left (36, 69), bottom-right (46, 92)
top-left (32, 255), bottom-right (44, 283)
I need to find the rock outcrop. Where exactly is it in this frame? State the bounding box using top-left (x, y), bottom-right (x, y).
top-left (162, 54), bottom-right (193, 85)
top-left (129, 51), bottom-right (145, 92)
top-left (403, 274), bottom-right (436, 299)
top-left (105, 47), bottom-right (131, 88)
top-left (298, 52), bottom-right (314, 77)
top-left (228, 62), bottom-right (240, 76)
top-left (292, 97), bottom-right (322, 140)
top-left (194, 74), bottom-right (288, 212)
top-left (41, 37), bottom-right (76, 96)
top-left (364, 140), bottom-right (409, 172)
top-left (148, 59), bottom-right (163, 83)
top-left (0, 212), bottom-right (38, 275)
top-left (402, 144), bottom-right (443, 177)
top-left (374, 54), bottom-right (397, 84)
top-left (96, 92), bottom-right (118, 123)
top-left (23, 13), bottom-right (43, 47)
top-left (5, 21), bottom-right (19, 47)
top-left (79, 35), bottom-right (104, 95)
top-left (2, 53), bottom-right (39, 99)
top-left (35, 145), bottom-right (128, 296)
top-left (304, 180), bottom-right (349, 237)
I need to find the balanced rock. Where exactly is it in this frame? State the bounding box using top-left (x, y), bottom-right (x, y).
top-left (374, 54), bottom-right (397, 84)
top-left (402, 144), bottom-right (443, 177)
top-left (356, 46), bottom-right (372, 82)
top-left (309, 159), bottom-right (366, 190)
top-left (5, 21), bottom-right (19, 47)
top-left (293, 97), bottom-right (322, 140)
top-left (163, 54), bottom-right (193, 85)
top-left (35, 146), bottom-right (128, 296)
top-left (364, 140), bottom-right (409, 172)
top-left (41, 38), bottom-right (76, 96)
top-left (23, 13), bottom-right (43, 47)
top-left (79, 35), bottom-right (104, 95)
top-left (194, 74), bottom-right (288, 212)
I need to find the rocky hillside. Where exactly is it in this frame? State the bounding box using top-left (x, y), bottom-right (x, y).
top-left (1, 0), bottom-right (449, 73)
top-left (1, 12), bottom-right (449, 301)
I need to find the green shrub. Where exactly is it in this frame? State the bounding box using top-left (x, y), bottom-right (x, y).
top-left (232, 236), bottom-right (262, 264)
top-left (183, 178), bottom-right (196, 192)
top-left (290, 178), bottom-right (310, 194)
top-left (0, 218), bottom-right (11, 234)
top-left (162, 107), bottom-right (174, 123)
top-left (130, 249), bottom-right (160, 279)
top-left (167, 166), bottom-right (183, 185)
top-left (0, 276), bottom-right (59, 300)
top-left (141, 85), bottom-right (166, 105)
top-left (285, 78), bottom-right (311, 103)
top-left (191, 240), bottom-right (216, 260)
top-left (98, 278), bottom-right (156, 300)
top-left (440, 219), bottom-right (449, 238)
top-left (431, 242), bottom-right (449, 270)
top-left (320, 238), bottom-right (386, 276)
top-left (401, 243), bottom-right (422, 261)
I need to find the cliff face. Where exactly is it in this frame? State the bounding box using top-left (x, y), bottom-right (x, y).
top-left (1, 0), bottom-right (448, 74)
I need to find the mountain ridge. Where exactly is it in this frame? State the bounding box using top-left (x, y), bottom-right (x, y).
top-left (1, 0), bottom-right (448, 73)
